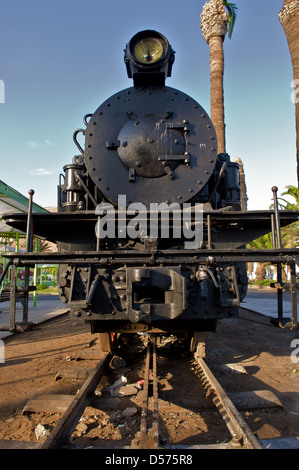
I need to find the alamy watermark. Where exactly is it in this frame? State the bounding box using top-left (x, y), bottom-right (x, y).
top-left (95, 195), bottom-right (203, 249)
top-left (291, 339), bottom-right (299, 365)
top-left (0, 339), bottom-right (4, 363)
top-left (0, 80), bottom-right (5, 103)
top-left (291, 79), bottom-right (299, 104)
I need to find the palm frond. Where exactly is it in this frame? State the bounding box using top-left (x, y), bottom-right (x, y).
top-left (223, 1), bottom-right (238, 38)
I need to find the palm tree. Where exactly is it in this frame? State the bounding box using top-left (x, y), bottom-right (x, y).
top-left (279, 1), bottom-right (299, 187)
top-left (200, 2), bottom-right (248, 210)
top-left (277, 184), bottom-right (299, 210)
top-left (200, 0), bottom-right (238, 154)
top-left (276, 185), bottom-right (299, 248)
top-left (247, 233), bottom-right (273, 281)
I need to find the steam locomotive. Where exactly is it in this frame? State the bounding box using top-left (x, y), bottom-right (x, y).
top-left (4, 30), bottom-right (298, 352)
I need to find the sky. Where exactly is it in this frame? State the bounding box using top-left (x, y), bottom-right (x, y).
top-left (0, 0), bottom-right (297, 211)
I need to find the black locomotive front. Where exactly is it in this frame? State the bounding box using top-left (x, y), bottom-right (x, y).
top-left (55, 30), bottom-right (246, 344)
top-left (3, 29), bottom-right (299, 349)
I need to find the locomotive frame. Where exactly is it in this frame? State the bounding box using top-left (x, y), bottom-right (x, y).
top-left (2, 30), bottom-right (299, 352)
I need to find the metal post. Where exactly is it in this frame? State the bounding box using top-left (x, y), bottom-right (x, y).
top-left (33, 237), bottom-right (38, 307)
top-left (9, 264), bottom-right (17, 332)
top-left (207, 214), bottom-right (212, 250)
top-left (26, 189), bottom-right (35, 252)
top-left (271, 213), bottom-right (276, 249)
top-left (271, 186), bottom-right (283, 322)
top-left (23, 189), bottom-right (35, 324)
top-left (0, 259), bottom-right (12, 287)
top-left (290, 262), bottom-right (298, 329)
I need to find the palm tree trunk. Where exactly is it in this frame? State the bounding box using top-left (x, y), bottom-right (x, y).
top-left (200, 0), bottom-right (228, 154)
top-left (209, 35), bottom-right (226, 153)
top-left (279, 0), bottom-right (299, 187)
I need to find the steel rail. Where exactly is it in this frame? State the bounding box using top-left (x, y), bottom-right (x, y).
top-left (41, 351), bottom-right (111, 449)
top-left (194, 355), bottom-right (263, 449)
top-left (140, 338), bottom-right (151, 441)
top-left (152, 336), bottom-right (159, 448)
top-left (131, 335), bottom-right (160, 449)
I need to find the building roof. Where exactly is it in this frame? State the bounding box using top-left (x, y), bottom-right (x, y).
top-left (0, 180), bottom-right (48, 235)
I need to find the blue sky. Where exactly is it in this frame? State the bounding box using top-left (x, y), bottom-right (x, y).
top-left (0, 0), bottom-right (296, 210)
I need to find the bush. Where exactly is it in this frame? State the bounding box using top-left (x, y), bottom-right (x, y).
top-left (37, 282), bottom-right (47, 290)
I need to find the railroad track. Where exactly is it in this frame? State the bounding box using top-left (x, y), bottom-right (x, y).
top-left (0, 332), bottom-right (265, 449)
top-left (129, 334), bottom-right (262, 450)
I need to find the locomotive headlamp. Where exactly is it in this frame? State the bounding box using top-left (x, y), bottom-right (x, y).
top-left (124, 30), bottom-right (175, 86)
top-left (134, 37), bottom-right (164, 64)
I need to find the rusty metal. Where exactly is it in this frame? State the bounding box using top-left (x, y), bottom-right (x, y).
top-left (152, 336), bottom-right (159, 448)
top-left (131, 335), bottom-right (160, 449)
top-left (194, 356), bottom-right (263, 449)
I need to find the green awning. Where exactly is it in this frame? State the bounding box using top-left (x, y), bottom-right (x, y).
top-left (0, 180), bottom-right (48, 235)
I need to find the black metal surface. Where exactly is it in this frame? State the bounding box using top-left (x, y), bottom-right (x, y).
top-left (3, 209), bottom-right (299, 248)
top-left (84, 86), bottom-right (217, 207)
top-left (3, 247), bottom-right (299, 265)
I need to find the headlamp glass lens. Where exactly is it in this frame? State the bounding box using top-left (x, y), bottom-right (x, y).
top-left (134, 38), bottom-right (164, 64)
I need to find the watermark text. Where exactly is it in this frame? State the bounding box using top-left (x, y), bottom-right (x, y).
top-left (291, 339), bottom-right (299, 364)
top-left (0, 340), bottom-right (4, 363)
top-left (95, 195), bottom-right (203, 249)
top-left (291, 79), bottom-right (299, 104)
top-left (0, 80), bottom-right (5, 103)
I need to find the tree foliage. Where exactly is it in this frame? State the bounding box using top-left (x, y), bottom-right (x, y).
top-left (223, 1), bottom-right (238, 38)
top-left (276, 185), bottom-right (299, 248)
top-left (248, 185), bottom-right (299, 250)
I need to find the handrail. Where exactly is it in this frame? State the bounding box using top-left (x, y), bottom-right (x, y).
top-left (0, 259), bottom-right (12, 287)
